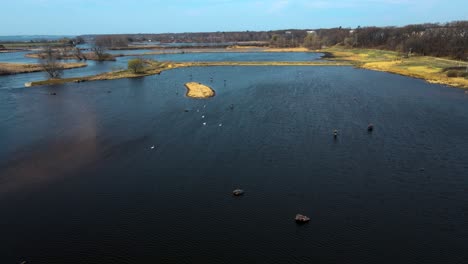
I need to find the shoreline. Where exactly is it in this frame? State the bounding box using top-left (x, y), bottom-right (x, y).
top-left (22, 47), bottom-right (468, 89)
top-left (322, 47), bottom-right (468, 89)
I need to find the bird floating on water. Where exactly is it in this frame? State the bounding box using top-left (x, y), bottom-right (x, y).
top-left (295, 214), bottom-right (310, 223)
top-left (232, 189), bottom-right (244, 196)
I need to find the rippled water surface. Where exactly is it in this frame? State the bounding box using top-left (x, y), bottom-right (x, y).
top-left (0, 66), bottom-right (467, 263)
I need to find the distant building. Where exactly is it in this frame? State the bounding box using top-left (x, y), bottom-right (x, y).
top-left (307, 31), bottom-right (316, 35)
top-left (285, 31), bottom-right (292, 34)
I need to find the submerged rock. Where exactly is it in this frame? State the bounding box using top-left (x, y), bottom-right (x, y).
top-left (295, 214), bottom-right (310, 223)
top-left (368, 123), bottom-right (374, 132)
top-left (232, 189), bottom-right (244, 196)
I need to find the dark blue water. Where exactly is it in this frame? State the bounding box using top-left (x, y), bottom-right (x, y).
top-left (1, 66), bottom-right (467, 263)
top-left (0, 51), bottom-right (41, 64)
top-left (0, 52), bottom-right (321, 89)
top-left (146, 51), bottom-right (321, 62)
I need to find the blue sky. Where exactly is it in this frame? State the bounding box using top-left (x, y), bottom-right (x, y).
top-left (1, 0), bottom-right (467, 35)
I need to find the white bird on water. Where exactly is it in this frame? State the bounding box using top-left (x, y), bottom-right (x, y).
top-left (150, 145), bottom-right (156, 150)
top-left (203, 122), bottom-right (207, 126)
top-left (202, 115), bottom-right (205, 119)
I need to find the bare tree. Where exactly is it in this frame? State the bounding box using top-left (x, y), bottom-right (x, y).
top-left (92, 42), bottom-right (106, 60)
top-left (73, 47), bottom-right (86, 60)
top-left (40, 46), bottom-right (63, 79)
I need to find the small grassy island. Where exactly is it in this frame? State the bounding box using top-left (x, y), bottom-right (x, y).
top-left (184, 82), bottom-right (215, 98)
top-left (0, 62), bottom-right (87, 75)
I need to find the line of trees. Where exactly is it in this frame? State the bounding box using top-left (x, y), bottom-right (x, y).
top-left (302, 21), bottom-right (468, 60)
top-left (83, 21), bottom-right (467, 60)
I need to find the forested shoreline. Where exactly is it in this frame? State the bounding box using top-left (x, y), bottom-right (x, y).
top-left (83, 21), bottom-right (467, 60)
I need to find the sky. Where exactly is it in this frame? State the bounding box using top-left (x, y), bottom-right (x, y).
top-left (1, 0), bottom-right (467, 35)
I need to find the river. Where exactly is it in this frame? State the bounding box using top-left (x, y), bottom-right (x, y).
top-left (0, 65), bottom-right (467, 263)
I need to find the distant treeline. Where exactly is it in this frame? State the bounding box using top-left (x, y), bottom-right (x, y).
top-left (83, 21), bottom-right (468, 60)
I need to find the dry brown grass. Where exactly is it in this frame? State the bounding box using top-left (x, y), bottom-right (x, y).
top-left (263, 47), bottom-right (310, 52)
top-left (323, 47), bottom-right (468, 89)
top-left (0, 62), bottom-right (87, 75)
top-left (26, 52), bottom-right (117, 61)
top-left (184, 82), bottom-right (215, 98)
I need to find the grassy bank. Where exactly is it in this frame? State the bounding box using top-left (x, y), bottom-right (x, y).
top-left (322, 47), bottom-right (468, 89)
top-left (0, 62), bottom-right (87, 75)
top-left (26, 52), bottom-right (118, 61)
top-left (29, 61), bottom-right (174, 86)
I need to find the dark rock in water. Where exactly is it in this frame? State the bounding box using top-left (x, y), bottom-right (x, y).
top-left (320, 52), bottom-right (334, 59)
top-left (333, 129), bottom-right (338, 138)
top-left (184, 109), bottom-right (190, 112)
top-left (368, 123), bottom-right (374, 132)
top-left (50, 92), bottom-right (57, 95)
top-left (295, 214), bottom-right (310, 223)
top-left (107, 91), bottom-right (112, 93)
top-left (232, 189), bottom-right (244, 196)
top-left (419, 168), bottom-right (425, 172)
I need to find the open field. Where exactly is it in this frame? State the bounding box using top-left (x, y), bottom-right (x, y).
top-left (322, 47), bottom-right (468, 88)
